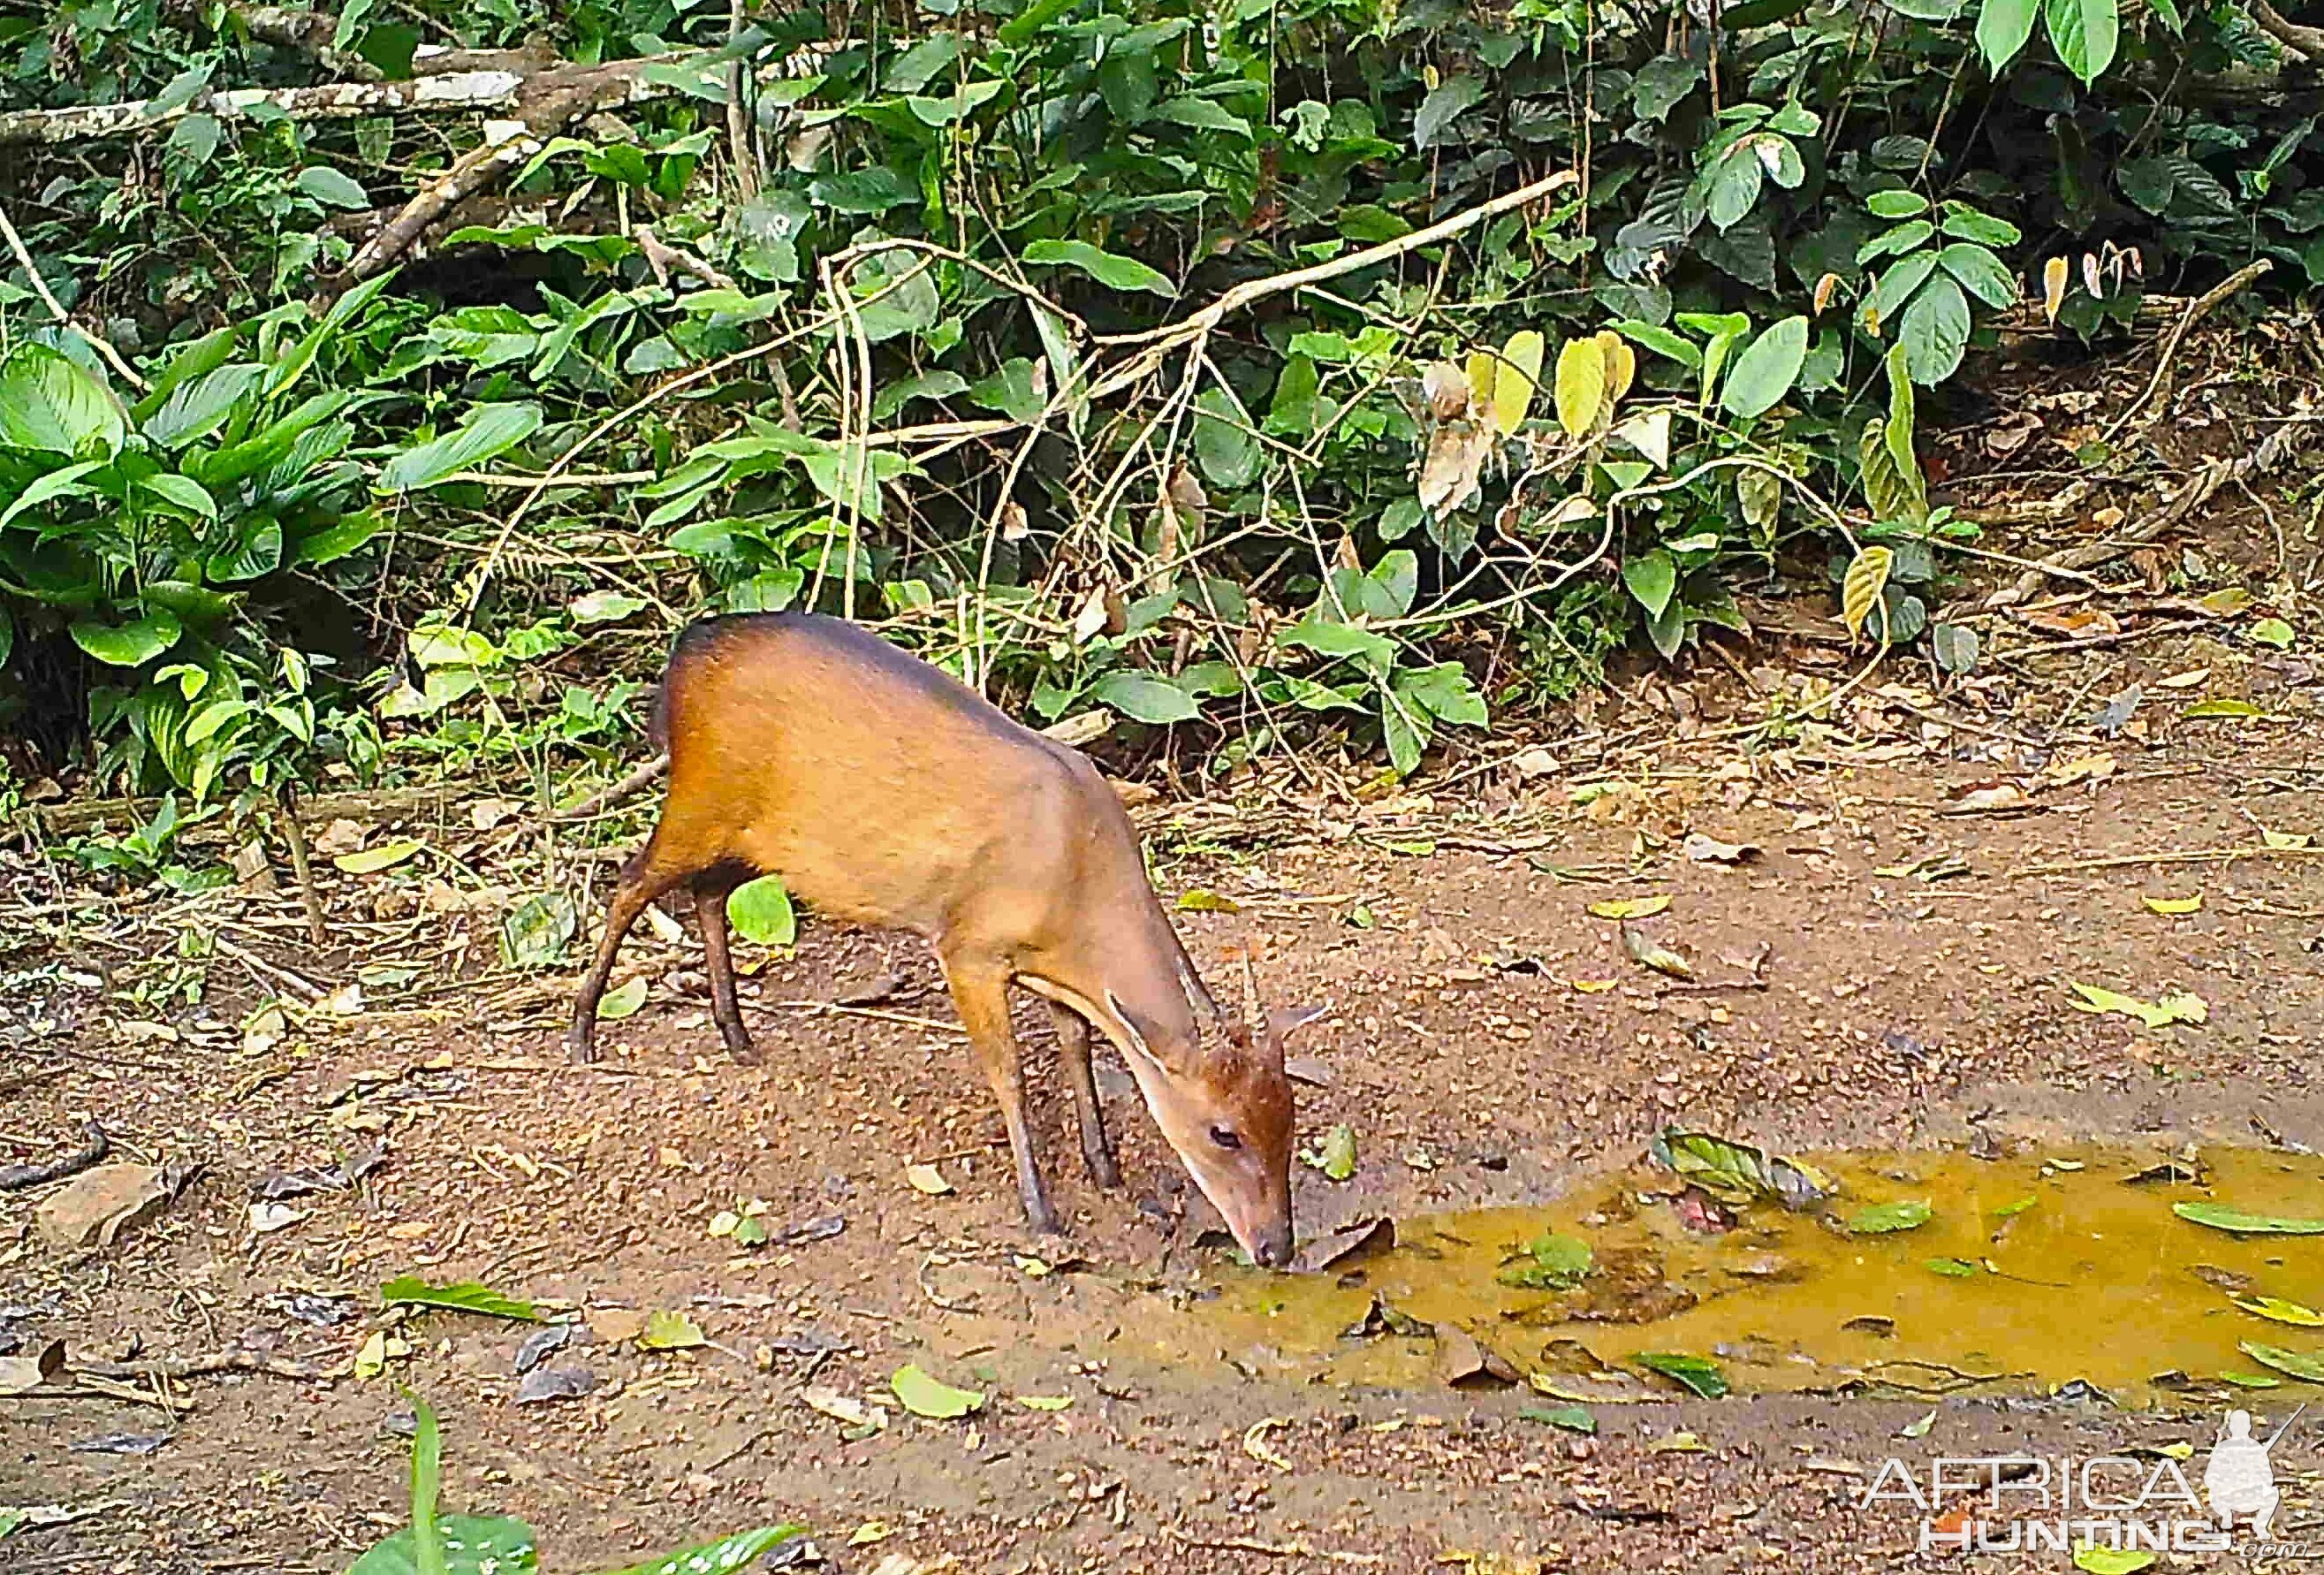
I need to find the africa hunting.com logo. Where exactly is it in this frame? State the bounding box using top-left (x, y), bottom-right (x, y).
top-left (1858, 1405), bottom-right (2304, 1556)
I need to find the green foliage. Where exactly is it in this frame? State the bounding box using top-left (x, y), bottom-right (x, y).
top-left (2, 0), bottom-right (2316, 795)
top-left (347, 1392), bottom-right (801, 1575)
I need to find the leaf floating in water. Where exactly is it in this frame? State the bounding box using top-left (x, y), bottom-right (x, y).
top-left (2238, 1342), bottom-right (2324, 1384)
top-left (892, 1363), bottom-right (985, 1419)
top-left (2233, 1297), bottom-right (2324, 1328)
top-left (1925, 1258), bottom-right (1981, 1278)
top-left (1634, 1351), bottom-right (1728, 1399)
top-left (1847, 1200), bottom-right (1933, 1236)
top-left (2175, 1203), bottom-right (2324, 1236)
top-left (1495, 1232), bottom-right (1592, 1290)
top-left (1993, 1195), bottom-right (2039, 1218)
top-left (1650, 1129), bottom-right (1834, 1211)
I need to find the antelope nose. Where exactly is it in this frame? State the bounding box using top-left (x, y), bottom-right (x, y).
top-left (1254, 1227), bottom-right (1295, 1270)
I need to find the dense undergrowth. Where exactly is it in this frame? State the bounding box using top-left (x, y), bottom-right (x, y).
top-left (1, 0), bottom-right (2319, 825)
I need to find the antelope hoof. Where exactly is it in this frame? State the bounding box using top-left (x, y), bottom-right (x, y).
top-left (566, 1025), bottom-right (597, 1065)
top-left (1084, 1145), bottom-right (1121, 1190)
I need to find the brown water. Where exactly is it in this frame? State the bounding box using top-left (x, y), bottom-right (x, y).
top-left (1158, 1147), bottom-right (2324, 1404)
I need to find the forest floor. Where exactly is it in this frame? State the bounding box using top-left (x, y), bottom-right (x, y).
top-left (5, 333), bottom-right (2324, 1574)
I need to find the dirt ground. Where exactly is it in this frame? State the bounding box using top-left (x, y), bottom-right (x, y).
top-left (6, 643), bottom-right (2322, 1572)
top-left (5, 327), bottom-right (2324, 1572)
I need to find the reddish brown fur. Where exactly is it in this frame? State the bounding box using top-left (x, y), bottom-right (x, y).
top-left (568, 613), bottom-right (1303, 1265)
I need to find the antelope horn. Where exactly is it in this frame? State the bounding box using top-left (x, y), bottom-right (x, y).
top-left (1239, 953), bottom-right (1261, 1027)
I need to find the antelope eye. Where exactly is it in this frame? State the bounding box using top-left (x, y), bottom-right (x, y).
top-left (1210, 1126), bottom-right (1242, 1151)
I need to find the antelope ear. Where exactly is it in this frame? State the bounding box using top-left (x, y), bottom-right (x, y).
top-left (1269, 1002), bottom-right (1331, 1039)
top-left (1104, 989), bottom-right (1171, 1075)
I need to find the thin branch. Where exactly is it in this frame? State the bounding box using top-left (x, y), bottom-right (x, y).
top-left (0, 201), bottom-right (150, 391)
top-left (2250, 2), bottom-right (2324, 60)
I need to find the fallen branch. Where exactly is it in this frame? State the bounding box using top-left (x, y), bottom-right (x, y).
top-left (1986, 412), bottom-right (2315, 607)
top-left (549, 754), bottom-right (669, 822)
top-left (2251, 1), bottom-right (2324, 60)
top-left (2099, 258), bottom-right (2271, 445)
top-left (0, 202), bottom-right (149, 391)
top-left (72, 1351), bottom-right (326, 1382)
top-left (2011, 844), bottom-right (2324, 878)
top-left (346, 130), bottom-right (542, 282)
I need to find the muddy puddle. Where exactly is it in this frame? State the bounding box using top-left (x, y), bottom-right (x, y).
top-left (1142, 1146), bottom-right (2324, 1405)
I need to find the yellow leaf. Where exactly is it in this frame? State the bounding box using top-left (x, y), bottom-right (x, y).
top-left (1016, 1394), bottom-right (1075, 1411)
top-left (1553, 337), bottom-right (1606, 438)
top-left (2043, 256), bottom-right (2069, 323)
top-left (1841, 546), bottom-right (1895, 642)
top-left (2233, 1296), bottom-right (2324, 1328)
top-left (905, 1163), bottom-right (954, 1195)
top-left (2262, 829), bottom-right (2313, 850)
top-left (1465, 349), bottom-right (1500, 419)
top-left (2142, 894), bottom-right (2202, 916)
top-left (1813, 271), bottom-right (1842, 314)
top-left (1568, 978), bottom-right (1620, 993)
top-left (1491, 330), bottom-right (1546, 434)
top-left (1589, 894), bottom-right (1672, 920)
top-left (1593, 330), bottom-right (1636, 405)
top-left (333, 838), bottom-right (424, 874)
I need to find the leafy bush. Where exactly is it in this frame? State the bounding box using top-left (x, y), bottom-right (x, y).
top-left (1, 0), bottom-right (2316, 791)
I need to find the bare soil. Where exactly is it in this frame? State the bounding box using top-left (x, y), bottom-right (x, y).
top-left (6, 672), bottom-right (2323, 1573)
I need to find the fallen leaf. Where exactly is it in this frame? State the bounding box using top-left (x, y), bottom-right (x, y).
top-left (2156, 667), bottom-right (2210, 689)
top-left (2073, 1547), bottom-right (2156, 1575)
top-left (1243, 1417), bottom-right (1294, 1472)
top-left (1016, 1394), bottom-right (1074, 1411)
top-left (1589, 894), bottom-right (1671, 920)
top-left (1621, 925), bottom-right (1693, 980)
top-left (353, 1329), bottom-right (410, 1380)
top-left (1634, 1351), bottom-right (1728, 1398)
top-left (596, 976), bottom-right (649, 1021)
top-left (514, 1366), bottom-right (599, 1404)
top-left (891, 1363), bottom-right (984, 1419)
top-left (639, 1310), bottom-right (705, 1351)
top-left (1900, 1409), bottom-right (1936, 1439)
top-left (383, 1275), bottom-right (538, 1321)
top-left (1925, 1258), bottom-right (1980, 1277)
top-left (333, 839), bottom-right (424, 875)
top-left (1651, 1130), bottom-right (1834, 1210)
top-left (800, 1386), bottom-right (886, 1430)
top-left (1176, 889), bottom-right (1243, 913)
top-left (247, 1202), bottom-right (308, 1235)
top-left (2176, 1203), bottom-right (2324, 1236)
top-left (1302, 1124), bottom-right (1357, 1182)
top-left (1568, 978), bottom-right (1619, 993)
top-left (1847, 1200), bottom-right (1933, 1235)
top-left (0, 1340), bottom-right (65, 1396)
top-left (2233, 1296), bottom-right (2324, 1328)
top-left (1434, 1326), bottom-right (1521, 1389)
top-left (2042, 752), bottom-right (2116, 787)
top-left (2066, 983), bottom-right (2207, 1029)
top-left (1519, 1403), bottom-right (1597, 1434)
top-left (2262, 828), bottom-right (2313, 850)
top-left (2238, 1342), bottom-right (2324, 1384)
top-left (2023, 607), bottom-right (2120, 639)
top-left (1680, 833), bottom-right (1760, 865)
top-left (2183, 698), bottom-right (2264, 719)
top-left (1290, 1216), bottom-right (1394, 1275)
top-left (1647, 1430), bottom-right (1708, 1454)
top-left (1495, 1232), bottom-right (1592, 1290)
top-left (904, 1163), bottom-right (954, 1196)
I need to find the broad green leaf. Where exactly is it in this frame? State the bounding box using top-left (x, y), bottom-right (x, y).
top-left (1848, 1200), bottom-right (1933, 1234)
top-left (1938, 242), bottom-right (2016, 310)
top-left (209, 516), bottom-right (284, 582)
top-left (1193, 388), bottom-right (1261, 488)
top-left (0, 459), bottom-right (107, 533)
top-left (297, 165), bottom-right (371, 209)
top-left (335, 838), bottom-right (424, 874)
top-left (2176, 1203), bottom-right (2324, 1236)
top-left (1932, 624), bottom-right (1980, 674)
top-left (1021, 239), bottom-right (1173, 296)
top-left (2072, 1548), bottom-right (2155, 1575)
top-left (1867, 189), bottom-right (1929, 219)
top-left (892, 1363), bottom-right (985, 1418)
top-left (0, 344), bottom-right (125, 456)
top-left (1720, 316), bottom-right (1808, 420)
top-left (726, 875), bottom-right (796, 947)
top-left (1940, 204), bottom-right (2023, 246)
top-left (1898, 272), bottom-right (1972, 384)
top-left (381, 1275), bottom-right (539, 1321)
top-left (2240, 1342), bottom-right (2324, 1383)
top-left (1092, 671), bottom-right (1202, 724)
top-left (379, 404), bottom-right (543, 491)
top-left (809, 167), bottom-right (915, 212)
top-left (138, 472), bottom-right (218, 519)
top-left (2044, 0), bottom-right (2118, 85)
top-left (1623, 551), bottom-right (1678, 618)
top-left (1635, 1351), bottom-right (1728, 1398)
top-left (1651, 1129), bottom-right (1834, 1210)
top-left (347, 1517), bottom-right (538, 1575)
top-left (142, 361), bottom-right (263, 449)
top-left (1926, 1257), bottom-right (1981, 1277)
top-left (72, 612), bottom-right (182, 667)
top-left (589, 1528), bottom-right (803, 1575)
top-left (1520, 1404), bottom-right (1599, 1434)
top-left (1976, 0), bottom-right (2040, 71)
top-left (1413, 75), bottom-right (1485, 149)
